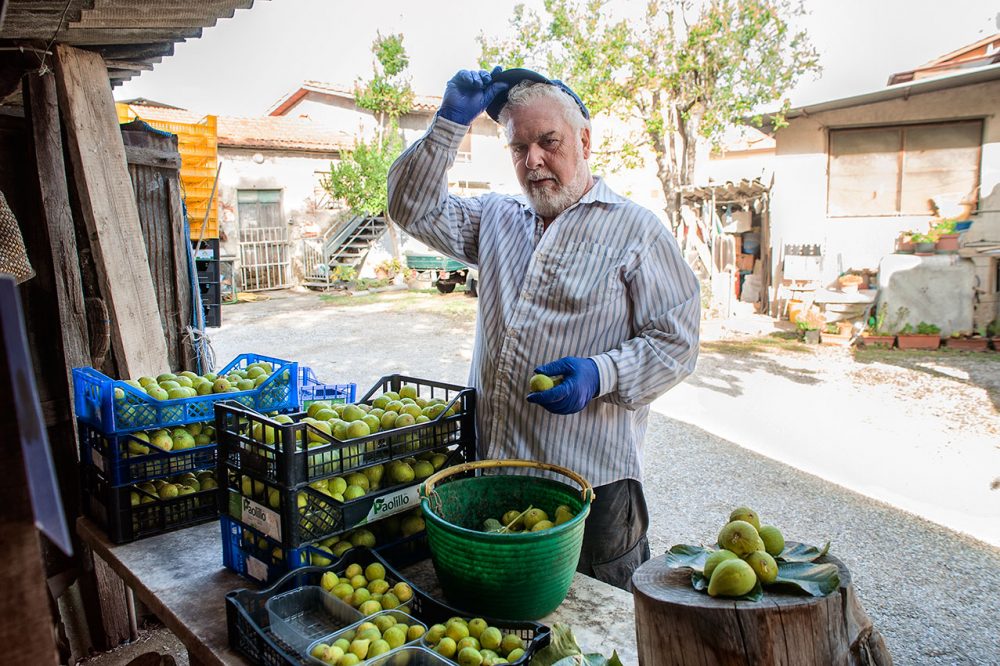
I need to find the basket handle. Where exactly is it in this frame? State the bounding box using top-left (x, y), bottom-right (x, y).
top-left (419, 458), bottom-right (595, 503)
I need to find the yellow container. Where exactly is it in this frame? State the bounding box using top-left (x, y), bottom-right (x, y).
top-left (116, 103), bottom-right (219, 240)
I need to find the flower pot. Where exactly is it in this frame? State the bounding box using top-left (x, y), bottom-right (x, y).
top-left (821, 331), bottom-right (854, 347)
top-left (914, 242), bottom-right (936, 256)
top-left (896, 239), bottom-right (915, 254)
top-left (945, 337), bottom-right (990, 352)
top-left (861, 334), bottom-right (895, 349)
top-left (896, 334), bottom-right (940, 350)
top-left (935, 234), bottom-right (960, 254)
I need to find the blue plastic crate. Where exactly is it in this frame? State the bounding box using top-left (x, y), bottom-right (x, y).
top-left (73, 353), bottom-right (299, 434)
top-left (298, 367), bottom-right (355, 407)
top-left (79, 421), bottom-right (217, 486)
top-left (221, 514), bottom-right (430, 585)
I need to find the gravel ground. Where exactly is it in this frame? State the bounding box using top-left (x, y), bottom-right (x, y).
top-left (204, 288), bottom-right (1000, 665)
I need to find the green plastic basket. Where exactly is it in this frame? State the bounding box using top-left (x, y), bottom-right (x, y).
top-left (419, 459), bottom-right (593, 621)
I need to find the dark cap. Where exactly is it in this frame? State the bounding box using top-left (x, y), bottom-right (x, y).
top-left (486, 68), bottom-right (590, 123)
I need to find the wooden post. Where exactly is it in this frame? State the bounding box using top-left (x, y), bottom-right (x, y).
top-left (24, 70), bottom-right (92, 401)
top-left (632, 554), bottom-right (891, 665)
top-left (53, 43), bottom-right (169, 378)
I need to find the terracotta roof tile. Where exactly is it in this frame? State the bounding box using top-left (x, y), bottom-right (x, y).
top-left (121, 104), bottom-right (354, 152)
top-left (268, 80), bottom-right (441, 116)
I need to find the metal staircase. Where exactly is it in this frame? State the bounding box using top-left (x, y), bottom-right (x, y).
top-left (302, 215), bottom-right (388, 288)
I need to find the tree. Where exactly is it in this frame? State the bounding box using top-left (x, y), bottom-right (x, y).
top-left (480, 0), bottom-right (820, 237)
top-left (323, 33), bottom-right (414, 262)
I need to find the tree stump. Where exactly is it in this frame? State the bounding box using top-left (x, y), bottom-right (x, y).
top-left (632, 553), bottom-right (891, 666)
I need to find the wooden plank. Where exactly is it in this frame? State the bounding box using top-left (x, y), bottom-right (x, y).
top-left (123, 143), bottom-right (181, 169)
top-left (53, 43), bottom-right (168, 378)
top-left (24, 71), bottom-right (92, 381)
top-left (57, 27), bottom-right (202, 44)
top-left (102, 59), bottom-right (153, 71)
top-left (168, 177), bottom-right (195, 370)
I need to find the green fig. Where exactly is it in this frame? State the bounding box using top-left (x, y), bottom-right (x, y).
top-left (745, 551), bottom-right (778, 584)
top-left (703, 549), bottom-right (739, 580)
top-left (729, 506), bottom-right (761, 531)
top-left (758, 525), bottom-right (785, 557)
top-left (718, 520), bottom-right (765, 556)
top-left (707, 558), bottom-right (757, 597)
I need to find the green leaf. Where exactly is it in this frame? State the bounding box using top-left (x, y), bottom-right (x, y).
top-left (778, 541), bottom-right (831, 563)
top-left (663, 544), bottom-right (711, 572)
top-left (770, 561), bottom-right (841, 597)
top-left (552, 653), bottom-right (624, 666)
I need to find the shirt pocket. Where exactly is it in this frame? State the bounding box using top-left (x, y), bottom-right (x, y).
top-left (543, 241), bottom-right (624, 312)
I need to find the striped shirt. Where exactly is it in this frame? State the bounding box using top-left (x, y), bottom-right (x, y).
top-left (388, 116), bottom-right (700, 486)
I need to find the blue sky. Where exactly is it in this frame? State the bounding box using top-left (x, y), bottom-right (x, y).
top-left (117, 0), bottom-right (1000, 117)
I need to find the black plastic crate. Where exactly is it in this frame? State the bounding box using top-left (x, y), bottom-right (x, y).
top-left (200, 280), bottom-right (221, 306)
top-left (198, 261), bottom-right (221, 284)
top-left (225, 547), bottom-right (550, 666)
top-left (214, 375), bottom-right (475, 488)
top-left (220, 441), bottom-right (472, 548)
top-left (79, 420), bottom-right (218, 486)
top-left (81, 464), bottom-right (219, 544)
top-left (193, 238), bottom-right (220, 262)
top-left (204, 302), bottom-right (221, 328)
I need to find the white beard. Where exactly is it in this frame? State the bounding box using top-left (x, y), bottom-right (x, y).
top-left (522, 149), bottom-right (592, 219)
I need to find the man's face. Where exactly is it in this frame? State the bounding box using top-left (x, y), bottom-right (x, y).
top-left (506, 101), bottom-right (593, 220)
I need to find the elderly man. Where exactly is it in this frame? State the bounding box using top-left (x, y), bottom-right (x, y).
top-left (388, 67), bottom-right (700, 589)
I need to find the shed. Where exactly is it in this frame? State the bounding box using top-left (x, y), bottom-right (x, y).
top-left (761, 56), bottom-right (1000, 331)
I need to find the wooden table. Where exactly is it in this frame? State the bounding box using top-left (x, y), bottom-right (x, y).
top-left (78, 517), bottom-right (639, 665)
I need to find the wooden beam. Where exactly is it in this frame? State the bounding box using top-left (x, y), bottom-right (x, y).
top-left (102, 59), bottom-right (153, 71)
top-left (57, 27), bottom-right (202, 44)
top-left (92, 42), bottom-right (174, 61)
top-left (24, 69), bottom-right (92, 397)
top-left (53, 43), bottom-right (168, 378)
top-left (123, 144), bottom-right (182, 169)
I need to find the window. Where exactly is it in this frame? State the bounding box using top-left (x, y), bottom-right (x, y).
top-left (827, 120), bottom-right (981, 217)
top-left (237, 189), bottom-right (283, 228)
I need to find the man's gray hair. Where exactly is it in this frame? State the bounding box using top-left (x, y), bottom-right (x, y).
top-left (498, 81), bottom-right (591, 138)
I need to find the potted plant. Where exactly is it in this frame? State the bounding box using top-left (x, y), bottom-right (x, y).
top-left (896, 321), bottom-right (941, 350)
top-left (988, 319), bottom-right (1000, 352)
top-left (944, 327), bottom-right (990, 352)
top-left (911, 233), bottom-right (936, 256)
top-left (861, 303), bottom-right (896, 348)
top-left (796, 320), bottom-right (820, 344)
top-left (932, 219), bottom-right (961, 254)
top-left (895, 231), bottom-right (915, 254)
top-left (374, 257), bottom-right (402, 281)
top-left (821, 321), bottom-right (855, 346)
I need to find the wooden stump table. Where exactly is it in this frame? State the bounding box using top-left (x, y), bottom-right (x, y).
top-left (632, 553), bottom-right (892, 665)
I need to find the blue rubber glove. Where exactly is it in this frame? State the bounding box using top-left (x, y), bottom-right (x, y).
top-left (438, 66), bottom-right (508, 125)
top-left (526, 357), bottom-right (600, 415)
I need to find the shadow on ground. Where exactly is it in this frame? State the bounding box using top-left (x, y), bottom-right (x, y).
top-left (689, 332), bottom-right (822, 398)
top-left (642, 411), bottom-right (1000, 666)
top-left (852, 346), bottom-right (1000, 411)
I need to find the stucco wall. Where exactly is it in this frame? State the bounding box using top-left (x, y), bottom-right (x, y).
top-left (772, 79), bottom-right (1000, 282)
top-left (216, 147), bottom-right (343, 282)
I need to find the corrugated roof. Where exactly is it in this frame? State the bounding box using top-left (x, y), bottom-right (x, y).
top-left (122, 104), bottom-right (354, 153)
top-left (268, 79), bottom-right (440, 117)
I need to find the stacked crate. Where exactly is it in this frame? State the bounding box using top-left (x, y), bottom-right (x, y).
top-left (216, 375), bottom-right (476, 584)
top-left (194, 238), bottom-right (222, 327)
top-left (73, 354), bottom-right (301, 544)
top-left (116, 103), bottom-right (219, 242)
